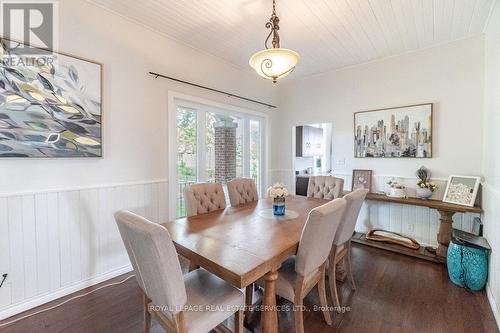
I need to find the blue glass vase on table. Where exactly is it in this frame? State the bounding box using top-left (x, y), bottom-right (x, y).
top-left (267, 183), bottom-right (289, 216)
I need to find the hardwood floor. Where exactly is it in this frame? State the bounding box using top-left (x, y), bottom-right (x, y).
top-left (0, 244), bottom-right (498, 333)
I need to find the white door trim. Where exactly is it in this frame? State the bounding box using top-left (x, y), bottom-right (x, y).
top-left (167, 90), bottom-right (269, 220)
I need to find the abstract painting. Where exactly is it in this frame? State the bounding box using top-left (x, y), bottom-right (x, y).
top-left (0, 39), bottom-right (102, 157)
top-left (354, 104), bottom-right (432, 158)
top-left (443, 175), bottom-right (481, 207)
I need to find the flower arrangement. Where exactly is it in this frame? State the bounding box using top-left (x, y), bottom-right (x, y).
top-left (415, 166), bottom-right (438, 199)
top-left (386, 178), bottom-right (407, 198)
top-left (416, 166), bottom-right (438, 192)
top-left (267, 183), bottom-right (288, 216)
top-left (267, 183), bottom-right (289, 199)
top-left (387, 178), bottom-right (404, 189)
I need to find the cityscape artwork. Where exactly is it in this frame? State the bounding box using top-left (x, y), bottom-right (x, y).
top-left (354, 104), bottom-right (432, 158)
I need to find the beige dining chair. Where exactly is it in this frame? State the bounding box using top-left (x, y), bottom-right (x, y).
top-left (328, 188), bottom-right (369, 309)
top-left (184, 182), bottom-right (226, 217)
top-left (114, 210), bottom-right (245, 333)
top-left (227, 178), bottom-right (259, 206)
top-left (256, 198), bottom-right (347, 333)
top-left (307, 176), bottom-right (344, 200)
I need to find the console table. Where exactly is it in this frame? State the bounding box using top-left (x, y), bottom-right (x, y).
top-left (351, 193), bottom-right (482, 263)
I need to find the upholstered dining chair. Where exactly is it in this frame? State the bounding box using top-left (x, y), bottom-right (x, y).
top-left (227, 178), bottom-right (259, 206)
top-left (328, 188), bottom-right (369, 309)
top-left (114, 210), bottom-right (245, 333)
top-left (307, 176), bottom-right (344, 200)
top-left (184, 182), bottom-right (226, 217)
top-left (256, 198), bottom-right (347, 333)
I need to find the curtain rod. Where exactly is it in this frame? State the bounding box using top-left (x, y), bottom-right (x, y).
top-left (148, 72), bottom-right (277, 109)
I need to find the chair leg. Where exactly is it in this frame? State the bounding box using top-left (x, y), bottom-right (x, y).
top-left (318, 265), bottom-right (332, 325)
top-left (347, 241), bottom-right (356, 291)
top-left (143, 294), bottom-right (151, 333)
top-left (188, 262), bottom-right (200, 272)
top-left (293, 299), bottom-right (305, 333)
top-left (328, 245), bottom-right (341, 310)
top-left (235, 309), bottom-right (244, 333)
top-left (245, 284), bottom-right (253, 324)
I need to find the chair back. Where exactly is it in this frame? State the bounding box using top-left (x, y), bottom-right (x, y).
top-left (334, 189), bottom-right (369, 245)
top-left (296, 198), bottom-right (347, 277)
top-left (184, 182), bottom-right (226, 217)
top-left (114, 210), bottom-right (186, 313)
top-left (307, 176), bottom-right (344, 200)
top-left (227, 178), bottom-right (259, 206)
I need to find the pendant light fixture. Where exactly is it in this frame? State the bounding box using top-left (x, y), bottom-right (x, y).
top-left (249, 0), bottom-right (300, 83)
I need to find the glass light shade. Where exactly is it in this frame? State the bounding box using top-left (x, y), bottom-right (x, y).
top-left (249, 48), bottom-right (300, 82)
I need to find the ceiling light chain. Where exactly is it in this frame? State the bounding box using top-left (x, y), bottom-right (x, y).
top-left (265, 0), bottom-right (280, 49)
top-left (249, 0), bottom-right (300, 83)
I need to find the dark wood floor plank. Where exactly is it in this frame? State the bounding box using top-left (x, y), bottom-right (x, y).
top-left (0, 244), bottom-right (497, 333)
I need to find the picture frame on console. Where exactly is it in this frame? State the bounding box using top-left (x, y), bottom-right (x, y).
top-left (352, 169), bottom-right (372, 192)
top-left (442, 175), bottom-right (481, 207)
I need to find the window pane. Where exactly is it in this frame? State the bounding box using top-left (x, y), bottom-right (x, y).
top-left (205, 112), bottom-right (216, 182)
top-left (250, 120), bottom-right (260, 193)
top-left (177, 107), bottom-right (197, 218)
top-left (235, 118), bottom-right (243, 178)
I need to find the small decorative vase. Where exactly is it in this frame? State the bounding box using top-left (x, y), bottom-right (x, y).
top-left (273, 197), bottom-right (286, 216)
top-left (416, 187), bottom-right (433, 199)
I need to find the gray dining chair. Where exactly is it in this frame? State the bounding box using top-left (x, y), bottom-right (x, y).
top-left (114, 210), bottom-right (244, 333)
top-left (227, 178), bottom-right (259, 206)
top-left (307, 176), bottom-right (344, 200)
top-left (184, 182), bottom-right (226, 217)
top-left (256, 198), bottom-right (347, 333)
top-left (329, 188), bottom-right (368, 309)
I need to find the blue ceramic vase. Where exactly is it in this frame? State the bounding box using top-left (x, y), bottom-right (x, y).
top-left (447, 241), bottom-right (489, 291)
top-left (273, 197), bottom-right (285, 216)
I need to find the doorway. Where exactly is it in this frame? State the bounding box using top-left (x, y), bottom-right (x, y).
top-left (169, 94), bottom-right (267, 218)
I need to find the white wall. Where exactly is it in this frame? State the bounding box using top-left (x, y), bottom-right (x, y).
top-left (0, 0), bottom-right (276, 319)
top-left (484, 0), bottom-right (500, 326)
top-left (271, 36), bottom-right (484, 180)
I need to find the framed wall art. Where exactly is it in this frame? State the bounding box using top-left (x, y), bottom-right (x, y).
top-left (354, 103), bottom-right (432, 158)
top-left (0, 38), bottom-right (102, 157)
top-left (352, 169), bottom-right (372, 192)
top-left (443, 175), bottom-right (481, 207)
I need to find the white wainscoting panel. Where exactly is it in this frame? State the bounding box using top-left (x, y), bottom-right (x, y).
top-left (0, 180), bottom-right (168, 320)
top-left (484, 183), bottom-right (500, 327)
top-left (270, 170), bottom-right (479, 246)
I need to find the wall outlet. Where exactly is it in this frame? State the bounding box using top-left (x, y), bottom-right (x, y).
top-left (336, 158), bottom-right (346, 166)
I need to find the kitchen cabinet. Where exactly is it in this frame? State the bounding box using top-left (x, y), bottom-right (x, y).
top-left (296, 176), bottom-right (309, 196)
top-left (296, 125), bottom-right (324, 157)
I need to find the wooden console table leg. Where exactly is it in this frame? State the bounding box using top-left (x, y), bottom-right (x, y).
top-left (436, 210), bottom-right (455, 259)
top-left (261, 269), bottom-right (279, 333)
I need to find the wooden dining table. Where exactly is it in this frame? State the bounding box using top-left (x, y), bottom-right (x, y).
top-left (161, 195), bottom-right (329, 333)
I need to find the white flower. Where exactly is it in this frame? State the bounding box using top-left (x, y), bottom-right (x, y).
top-left (267, 183), bottom-right (289, 199)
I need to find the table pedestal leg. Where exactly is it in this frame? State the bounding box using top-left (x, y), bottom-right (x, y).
top-left (437, 210), bottom-right (455, 259)
top-left (261, 269), bottom-right (278, 333)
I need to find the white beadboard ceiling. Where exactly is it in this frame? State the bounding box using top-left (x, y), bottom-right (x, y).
top-left (89, 0), bottom-right (496, 78)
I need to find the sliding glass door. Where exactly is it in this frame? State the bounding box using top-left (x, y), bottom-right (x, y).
top-left (175, 102), bottom-right (265, 218)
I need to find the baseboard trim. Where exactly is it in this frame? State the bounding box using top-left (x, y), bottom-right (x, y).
top-left (487, 283), bottom-right (500, 330)
top-left (0, 265), bottom-right (133, 321)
